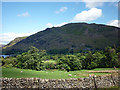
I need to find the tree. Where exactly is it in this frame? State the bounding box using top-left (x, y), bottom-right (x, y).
top-left (93, 51), bottom-right (106, 68)
top-left (80, 51), bottom-right (99, 69)
top-left (57, 55), bottom-right (82, 71)
top-left (104, 47), bottom-right (118, 67)
top-left (82, 51), bottom-right (94, 69)
top-left (28, 46), bottom-right (39, 54)
top-left (16, 46), bottom-right (47, 70)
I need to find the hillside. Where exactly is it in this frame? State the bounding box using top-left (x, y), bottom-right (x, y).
top-left (3, 23), bottom-right (119, 55)
top-left (3, 36), bottom-right (27, 49)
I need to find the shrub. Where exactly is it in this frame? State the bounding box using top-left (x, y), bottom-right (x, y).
top-left (57, 55), bottom-right (82, 71)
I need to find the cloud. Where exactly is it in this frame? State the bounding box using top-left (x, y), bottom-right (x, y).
top-left (72, 8), bottom-right (102, 22)
top-left (85, 2), bottom-right (103, 8)
top-left (82, 0), bottom-right (104, 8)
top-left (82, 0), bottom-right (118, 8)
top-left (46, 22), bottom-right (68, 28)
top-left (17, 12), bottom-right (30, 17)
top-left (46, 23), bottom-right (53, 28)
top-left (0, 32), bottom-right (35, 44)
top-left (54, 22), bottom-right (68, 27)
top-left (107, 20), bottom-right (119, 27)
top-left (47, 8), bottom-right (102, 28)
top-left (56, 7), bottom-right (68, 14)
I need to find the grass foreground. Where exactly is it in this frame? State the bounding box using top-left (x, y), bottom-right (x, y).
top-left (2, 67), bottom-right (118, 79)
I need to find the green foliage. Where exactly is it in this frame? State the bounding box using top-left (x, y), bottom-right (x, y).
top-left (80, 51), bottom-right (95, 69)
top-left (28, 46), bottom-right (39, 54)
top-left (16, 46), bottom-right (46, 70)
top-left (93, 51), bottom-right (106, 68)
top-left (3, 46), bottom-right (119, 71)
top-left (76, 47), bottom-right (119, 69)
top-left (1, 57), bottom-right (16, 68)
top-left (104, 47), bottom-right (119, 67)
top-left (87, 62), bottom-right (97, 69)
top-left (57, 55), bottom-right (82, 71)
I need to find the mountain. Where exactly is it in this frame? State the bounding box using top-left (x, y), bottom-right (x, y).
top-left (3, 36), bottom-right (27, 54)
top-left (3, 23), bottom-right (119, 55)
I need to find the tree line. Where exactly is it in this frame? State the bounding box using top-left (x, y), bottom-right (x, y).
top-left (1, 46), bottom-right (120, 71)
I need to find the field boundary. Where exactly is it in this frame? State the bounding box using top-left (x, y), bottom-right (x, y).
top-left (1, 75), bottom-right (119, 89)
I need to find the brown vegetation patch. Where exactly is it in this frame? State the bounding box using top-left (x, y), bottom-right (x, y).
top-left (76, 73), bottom-right (89, 77)
top-left (87, 70), bottom-right (119, 73)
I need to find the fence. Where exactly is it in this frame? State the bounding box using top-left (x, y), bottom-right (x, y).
top-left (1, 75), bottom-right (119, 89)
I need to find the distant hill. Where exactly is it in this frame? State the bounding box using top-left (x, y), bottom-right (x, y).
top-left (3, 36), bottom-right (27, 49)
top-left (3, 23), bottom-right (119, 55)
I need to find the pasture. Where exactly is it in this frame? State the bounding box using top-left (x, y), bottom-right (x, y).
top-left (2, 67), bottom-right (118, 79)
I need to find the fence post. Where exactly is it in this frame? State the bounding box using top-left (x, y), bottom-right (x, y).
top-left (111, 74), bottom-right (116, 86)
top-left (93, 75), bottom-right (97, 89)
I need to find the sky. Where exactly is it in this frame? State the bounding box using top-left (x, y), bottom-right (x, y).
top-left (0, 0), bottom-right (119, 44)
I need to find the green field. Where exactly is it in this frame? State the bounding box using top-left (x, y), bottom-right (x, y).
top-left (2, 67), bottom-right (117, 79)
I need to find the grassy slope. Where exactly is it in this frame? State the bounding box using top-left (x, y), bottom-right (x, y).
top-left (3, 36), bottom-right (27, 49)
top-left (2, 67), bottom-right (115, 79)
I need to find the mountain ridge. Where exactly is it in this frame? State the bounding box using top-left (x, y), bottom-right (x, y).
top-left (3, 23), bottom-right (119, 55)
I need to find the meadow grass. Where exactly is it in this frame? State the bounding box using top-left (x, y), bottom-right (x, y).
top-left (2, 67), bottom-right (115, 79)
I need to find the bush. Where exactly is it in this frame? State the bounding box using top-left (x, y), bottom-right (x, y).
top-left (57, 55), bottom-right (82, 71)
top-left (87, 62), bottom-right (97, 69)
top-left (1, 57), bottom-right (16, 68)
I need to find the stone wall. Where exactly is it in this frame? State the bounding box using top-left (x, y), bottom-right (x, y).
top-left (1, 75), bottom-right (119, 89)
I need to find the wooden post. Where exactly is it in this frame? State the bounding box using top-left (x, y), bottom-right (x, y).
top-left (93, 75), bottom-right (97, 90)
